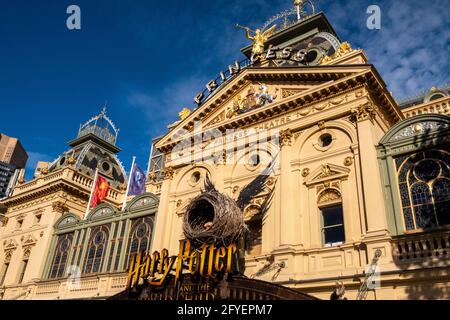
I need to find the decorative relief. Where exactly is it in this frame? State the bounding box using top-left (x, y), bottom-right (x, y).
top-left (391, 121), bottom-right (450, 142)
top-left (58, 215), bottom-right (78, 227)
top-left (349, 103), bottom-right (376, 123)
top-left (279, 129), bottom-right (293, 147)
top-left (129, 197), bottom-right (157, 210)
top-left (302, 168), bottom-right (310, 177)
top-left (91, 207), bottom-right (114, 219)
top-left (0, 215), bottom-right (8, 227)
top-left (344, 157), bottom-right (353, 166)
top-left (162, 167), bottom-right (175, 180)
top-left (318, 189), bottom-right (342, 204)
top-left (4, 239), bottom-right (18, 251)
top-left (52, 201), bottom-right (68, 214)
top-left (148, 170), bottom-right (157, 183)
top-left (4, 249), bottom-right (14, 263)
top-left (317, 181), bottom-right (341, 194)
top-left (23, 247), bottom-right (32, 259)
top-left (282, 88), bottom-right (304, 99)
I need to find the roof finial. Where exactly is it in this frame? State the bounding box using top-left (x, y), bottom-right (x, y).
top-left (101, 101), bottom-right (108, 116)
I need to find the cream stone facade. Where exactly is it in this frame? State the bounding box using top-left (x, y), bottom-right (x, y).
top-left (0, 7), bottom-right (449, 301)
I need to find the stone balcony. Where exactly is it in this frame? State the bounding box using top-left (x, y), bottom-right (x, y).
top-left (402, 96), bottom-right (450, 118)
top-left (392, 229), bottom-right (450, 269)
top-left (11, 168), bottom-right (123, 205)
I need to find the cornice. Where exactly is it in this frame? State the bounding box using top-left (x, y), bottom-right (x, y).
top-left (158, 66), bottom-right (402, 153)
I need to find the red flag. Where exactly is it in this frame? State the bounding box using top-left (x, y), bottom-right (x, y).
top-left (90, 176), bottom-right (110, 209)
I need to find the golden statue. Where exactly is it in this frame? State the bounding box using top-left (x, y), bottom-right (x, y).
top-left (178, 107), bottom-right (191, 120)
top-left (237, 24), bottom-right (277, 58)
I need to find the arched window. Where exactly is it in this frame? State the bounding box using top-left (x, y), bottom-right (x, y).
top-left (83, 225), bottom-right (110, 274)
top-left (125, 216), bottom-right (153, 269)
top-left (49, 233), bottom-right (74, 279)
top-left (396, 150), bottom-right (450, 231)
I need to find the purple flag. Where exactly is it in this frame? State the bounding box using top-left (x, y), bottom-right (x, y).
top-left (128, 164), bottom-right (146, 196)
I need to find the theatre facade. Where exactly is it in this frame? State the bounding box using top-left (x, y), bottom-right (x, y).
top-left (1, 2), bottom-right (449, 300)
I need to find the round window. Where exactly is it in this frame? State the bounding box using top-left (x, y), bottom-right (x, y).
top-left (249, 154), bottom-right (261, 167)
top-left (101, 161), bottom-right (111, 172)
top-left (191, 171), bottom-right (201, 184)
top-left (59, 157), bottom-right (66, 166)
top-left (319, 133), bottom-right (333, 147)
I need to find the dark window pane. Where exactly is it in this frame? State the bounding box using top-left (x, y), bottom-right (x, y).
top-left (435, 201), bottom-right (450, 226)
top-left (324, 226), bottom-right (345, 245)
top-left (414, 204), bottom-right (437, 228)
top-left (414, 160), bottom-right (440, 182)
top-left (403, 208), bottom-right (415, 230)
top-left (322, 206), bottom-right (344, 226)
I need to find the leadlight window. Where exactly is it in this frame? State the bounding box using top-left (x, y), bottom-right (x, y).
top-left (125, 216), bottom-right (154, 269)
top-left (49, 233), bottom-right (74, 279)
top-left (83, 225), bottom-right (110, 274)
top-left (321, 205), bottom-right (345, 247)
top-left (396, 149), bottom-right (450, 231)
top-left (113, 222), bottom-right (126, 271)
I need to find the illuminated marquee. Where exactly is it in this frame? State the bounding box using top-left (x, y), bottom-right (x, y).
top-left (126, 240), bottom-right (237, 290)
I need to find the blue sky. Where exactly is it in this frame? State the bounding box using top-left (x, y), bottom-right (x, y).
top-left (0, 0), bottom-right (448, 180)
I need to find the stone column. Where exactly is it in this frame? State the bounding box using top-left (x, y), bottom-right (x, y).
top-left (279, 129), bottom-right (296, 246)
top-left (351, 103), bottom-right (389, 237)
top-left (150, 166), bottom-right (174, 251)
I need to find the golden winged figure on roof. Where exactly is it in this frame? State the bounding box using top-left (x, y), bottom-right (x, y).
top-left (236, 24), bottom-right (277, 58)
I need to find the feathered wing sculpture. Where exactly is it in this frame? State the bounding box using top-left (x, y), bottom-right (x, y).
top-left (236, 153), bottom-right (279, 213)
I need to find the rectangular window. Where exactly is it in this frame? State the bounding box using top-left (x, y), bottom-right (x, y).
top-left (18, 259), bottom-right (28, 283)
top-left (0, 263), bottom-right (10, 286)
top-left (322, 205), bottom-right (345, 247)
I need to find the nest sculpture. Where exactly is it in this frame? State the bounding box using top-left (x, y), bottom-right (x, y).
top-left (183, 158), bottom-right (278, 248)
top-left (183, 176), bottom-right (245, 247)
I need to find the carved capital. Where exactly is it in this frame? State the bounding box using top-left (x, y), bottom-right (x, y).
top-left (0, 215), bottom-right (8, 227)
top-left (52, 201), bottom-right (68, 214)
top-left (148, 170), bottom-right (157, 184)
top-left (349, 103), bottom-right (376, 123)
top-left (279, 129), bottom-right (293, 147)
top-left (162, 166), bottom-right (175, 180)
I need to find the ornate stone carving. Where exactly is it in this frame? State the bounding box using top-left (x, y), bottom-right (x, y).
top-left (58, 215), bottom-right (78, 227)
top-left (148, 170), bottom-right (157, 183)
top-left (279, 129), bottom-right (293, 147)
top-left (129, 196), bottom-right (157, 210)
top-left (4, 249), bottom-right (14, 263)
top-left (318, 164), bottom-right (333, 178)
top-left (178, 107), bottom-right (191, 120)
top-left (302, 168), bottom-right (310, 177)
top-left (52, 201), bottom-right (68, 214)
top-left (162, 167), bottom-right (175, 180)
top-left (318, 189), bottom-right (342, 204)
top-left (23, 247), bottom-right (32, 259)
top-left (282, 88), bottom-right (304, 99)
top-left (344, 157), bottom-right (353, 167)
top-left (349, 103), bottom-right (376, 123)
top-left (0, 214), bottom-right (8, 227)
top-left (391, 121), bottom-right (450, 142)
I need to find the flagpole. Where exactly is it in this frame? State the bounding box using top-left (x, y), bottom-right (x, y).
top-left (122, 156), bottom-right (136, 211)
top-left (84, 168), bottom-right (99, 220)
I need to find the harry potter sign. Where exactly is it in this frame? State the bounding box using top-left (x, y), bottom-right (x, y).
top-left (126, 240), bottom-right (237, 290)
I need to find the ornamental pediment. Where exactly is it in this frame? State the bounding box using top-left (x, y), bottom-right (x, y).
top-left (305, 163), bottom-right (350, 186)
top-left (21, 234), bottom-right (37, 247)
top-left (3, 239), bottom-right (19, 250)
top-left (157, 65), bottom-right (372, 151)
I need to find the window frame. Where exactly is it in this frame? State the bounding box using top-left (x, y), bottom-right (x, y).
top-left (320, 202), bottom-right (345, 248)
